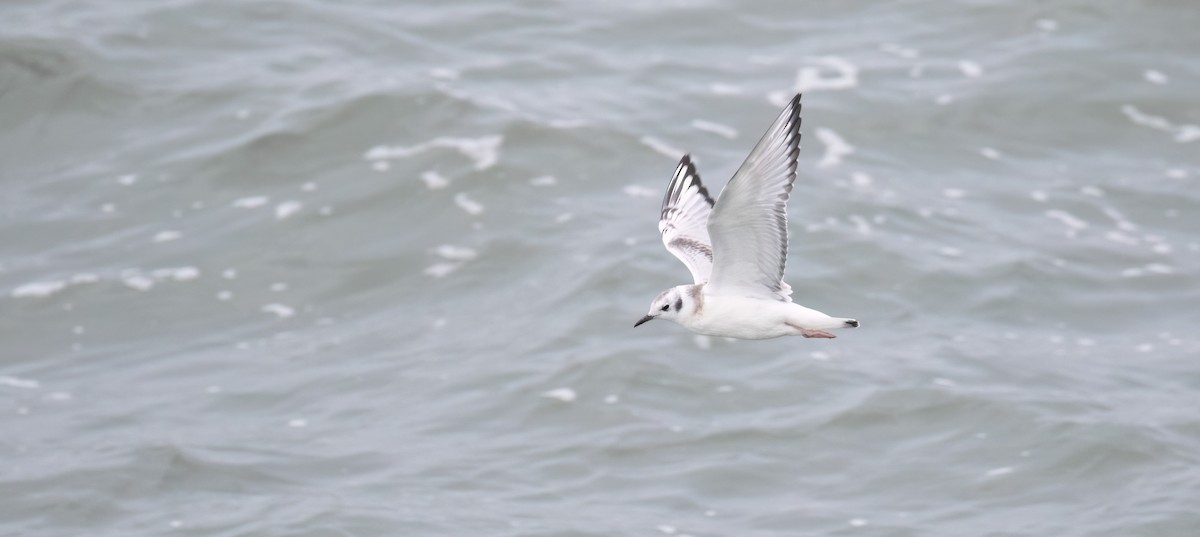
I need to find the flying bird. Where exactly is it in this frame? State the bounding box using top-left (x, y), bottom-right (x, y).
top-left (635, 94), bottom-right (859, 339)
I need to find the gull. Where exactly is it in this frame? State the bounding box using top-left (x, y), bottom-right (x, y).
top-left (635, 94), bottom-right (859, 339)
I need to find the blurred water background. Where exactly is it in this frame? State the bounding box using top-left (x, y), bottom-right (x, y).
top-left (3, 1), bottom-right (1199, 535)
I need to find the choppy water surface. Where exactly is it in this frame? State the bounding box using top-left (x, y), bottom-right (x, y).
top-left (3, 1), bottom-right (1199, 535)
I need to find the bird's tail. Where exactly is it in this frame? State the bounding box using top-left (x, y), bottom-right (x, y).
top-left (812, 317), bottom-right (858, 330)
top-left (788, 304), bottom-right (859, 330)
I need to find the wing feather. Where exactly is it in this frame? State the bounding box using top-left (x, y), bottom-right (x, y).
top-left (658, 155), bottom-right (715, 284)
top-left (706, 93), bottom-right (802, 301)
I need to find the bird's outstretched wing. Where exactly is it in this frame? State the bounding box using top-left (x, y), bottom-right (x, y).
top-left (658, 155), bottom-right (716, 285)
top-left (706, 93), bottom-right (802, 301)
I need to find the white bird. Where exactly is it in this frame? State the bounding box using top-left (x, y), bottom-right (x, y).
top-left (635, 94), bottom-right (859, 339)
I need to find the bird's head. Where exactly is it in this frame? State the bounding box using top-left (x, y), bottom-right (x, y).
top-left (635, 285), bottom-right (694, 327)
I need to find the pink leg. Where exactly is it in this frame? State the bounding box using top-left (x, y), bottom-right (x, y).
top-left (786, 323), bottom-right (836, 338)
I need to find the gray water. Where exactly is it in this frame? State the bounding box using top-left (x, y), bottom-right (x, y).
top-left (3, 1), bottom-right (1199, 535)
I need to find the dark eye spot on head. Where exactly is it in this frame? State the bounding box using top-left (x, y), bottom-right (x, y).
top-left (674, 298), bottom-right (683, 311)
top-left (660, 304), bottom-right (669, 311)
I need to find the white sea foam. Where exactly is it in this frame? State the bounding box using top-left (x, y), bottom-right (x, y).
top-left (1036, 18), bottom-right (1058, 32)
top-left (709, 83), bottom-right (742, 95)
top-left (424, 263), bottom-right (460, 278)
top-left (117, 174), bottom-right (138, 186)
top-left (639, 136), bottom-right (684, 159)
top-left (364, 135), bottom-right (503, 170)
top-left (122, 275), bottom-right (155, 291)
top-left (880, 42), bottom-right (920, 59)
top-left (548, 118), bottom-right (587, 129)
top-left (1105, 231), bottom-right (1139, 245)
top-left (71, 273), bottom-right (99, 284)
top-left (958, 60), bottom-right (984, 78)
top-left (851, 172), bottom-right (873, 188)
top-left (1121, 104), bottom-right (1200, 142)
top-left (979, 147), bottom-right (1002, 160)
top-left (435, 245), bottom-right (478, 261)
top-left (0, 376), bottom-right (40, 389)
top-left (1045, 210), bottom-right (1088, 231)
top-left (1143, 69), bottom-right (1168, 85)
top-left (848, 214), bottom-right (871, 234)
top-left (985, 467), bottom-right (1014, 477)
top-left (269, 282), bottom-right (288, 292)
top-left (262, 303), bottom-right (295, 318)
top-left (1121, 263), bottom-right (1173, 278)
top-left (454, 193), bottom-right (484, 215)
top-left (943, 188), bottom-right (966, 199)
top-left (541, 388), bottom-right (576, 402)
top-left (1176, 125), bottom-right (1200, 142)
top-left (529, 175), bottom-right (557, 187)
top-left (232, 196), bottom-right (269, 208)
top-left (275, 201), bottom-right (302, 220)
top-left (1121, 105), bottom-right (1173, 130)
top-left (151, 266), bottom-right (200, 281)
top-left (793, 56), bottom-right (860, 93)
top-left (12, 281), bottom-right (67, 298)
top-left (815, 128), bottom-right (854, 168)
top-left (623, 185), bottom-right (658, 198)
top-left (429, 67), bottom-right (459, 80)
top-left (1102, 207), bottom-right (1137, 231)
top-left (421, 171), bottom-right (449, 190)
top-left (690, 119), bottom-right (738, 139)
top-left (153, 230), bottom-right (182, 242)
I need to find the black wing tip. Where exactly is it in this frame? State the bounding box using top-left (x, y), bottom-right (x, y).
top-left (788, 93), bottom-right (802, 128)
top-left (670, 154), bottom-right (715, 207)
top-left (785, 93), bottom-right (802, 180)
top-left (686, 160), bottom-right (715, 207)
